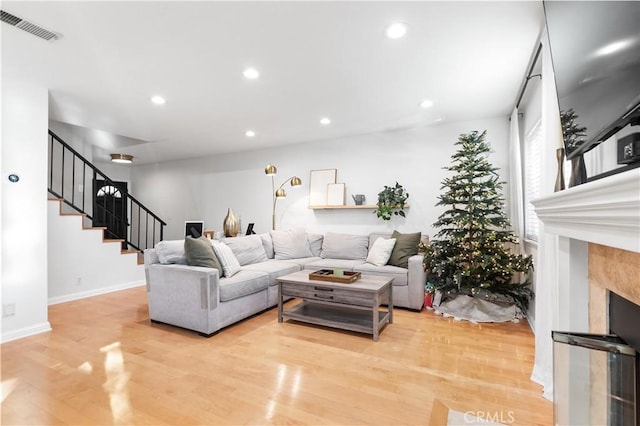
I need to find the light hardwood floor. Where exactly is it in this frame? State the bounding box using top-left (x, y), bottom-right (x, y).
top-left (1, 287), bottom-right (552, 425)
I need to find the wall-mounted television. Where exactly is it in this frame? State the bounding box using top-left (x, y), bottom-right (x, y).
top-left (544, 1), bottom-right (640, 160)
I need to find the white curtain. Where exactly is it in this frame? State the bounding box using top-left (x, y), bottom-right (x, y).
top-left (530, 28), bottom-right (563, 402)
top-left (509, 107), bottom-right (525, 251)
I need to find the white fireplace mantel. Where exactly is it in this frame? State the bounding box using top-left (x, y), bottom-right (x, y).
top-left (532, 168), bottom-right (640, 253)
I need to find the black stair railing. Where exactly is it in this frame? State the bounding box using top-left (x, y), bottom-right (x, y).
top-left (48, 130), bottom-right (165, 252)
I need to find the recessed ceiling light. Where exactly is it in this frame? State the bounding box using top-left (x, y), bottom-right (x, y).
top-left (243, 68), bottom-right (260, 79)
top-left (245, 130), bottom-right (256, 137)
top-left (420, 99), bottom-right (434, 109)
top-left (151, 96), bottom-right (166, 105)
top-left (320, 117), bottom-right (331, 125)
top-left (386, 22), bottom-right (408, 39)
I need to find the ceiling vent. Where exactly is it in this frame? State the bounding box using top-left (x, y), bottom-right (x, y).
top-left (1, 10), bottom-right (61, 41)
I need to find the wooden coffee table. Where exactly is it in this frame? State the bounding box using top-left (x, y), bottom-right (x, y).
top-left (277, 270), bottom-right (393, 341)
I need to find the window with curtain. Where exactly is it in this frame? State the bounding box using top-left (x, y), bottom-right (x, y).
top-left (523, 119), bottom-right (542, 241)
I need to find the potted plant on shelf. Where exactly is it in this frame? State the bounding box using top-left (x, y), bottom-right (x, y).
top-left (375, 182), bottom-right (409, 220)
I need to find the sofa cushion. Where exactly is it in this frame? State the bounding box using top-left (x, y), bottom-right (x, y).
top-left (270, 229), bottom-right (313, 260)
top-left (184, 236), bottom-right (222, 270)
top-left (304, 258), bottom-right (366, 272)
top-left (283, 256), bottom-right (322, 268)
top-left (320, 233), bottom-right (368, 260)
top-left (223, 234), bottom-right (268, 266)
top-left (155, 240), bottom-right (187, 265)
top-left (307, 233), bottom-right (324, 257)
top-left (353, 263), bottom-right (408, 286)
top-left (243, 260), bottom-right (301, 286)
top-left (211, 241), bottom-right (242, 277)
top-left (219, 270), bottom-right (269, 302)
top-left (259, 233), bottom-right (275, 259)
top-left (388, 231), bottom-right (421, 269)
top-left (365, 237), bottom-right (396, 267)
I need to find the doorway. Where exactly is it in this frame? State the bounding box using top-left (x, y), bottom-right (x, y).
top-left (93, 180), bottom-right (128, 248)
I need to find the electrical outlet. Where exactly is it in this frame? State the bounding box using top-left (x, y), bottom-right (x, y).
top-left (76, 277), bottom-right (83, 286)
top-left (78, 184), bottom-right (84, 193)
top-left (2, 303), bottom-right (16, 318)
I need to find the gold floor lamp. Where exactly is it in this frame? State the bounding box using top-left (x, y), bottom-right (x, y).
top-left (265, 164), bottom-right (302, 230)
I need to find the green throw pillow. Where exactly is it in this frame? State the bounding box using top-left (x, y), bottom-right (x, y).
top-left (387, 231), bottom-right (421, 269)
top-left (184, 236), bottom-right (222, 271)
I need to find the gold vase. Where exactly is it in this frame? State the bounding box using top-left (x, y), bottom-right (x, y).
top-left (223, 208), bottom-right (239, 237)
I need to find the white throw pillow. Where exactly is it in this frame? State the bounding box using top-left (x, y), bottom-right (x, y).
top-left (222, 235), bottom-right (268, 266)
top-left (211, 240), bottom-right (242, 277)
top-left (366, 238), bottom-right (396, 267)
top-left (155, 240), bottom-right (188, 265)
top-left (270, 229), bottom-right (313, 260)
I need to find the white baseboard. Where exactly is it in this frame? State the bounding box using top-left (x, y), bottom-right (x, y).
top-left (48, 280), bottom-right (146, 305)
top-left (1, 321), bottom-right (52, 344)
top-left (526, 308), bottom-right (535, 333)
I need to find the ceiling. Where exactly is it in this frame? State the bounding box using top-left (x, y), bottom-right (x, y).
top-left (2, 1), bottom-right (544, 164)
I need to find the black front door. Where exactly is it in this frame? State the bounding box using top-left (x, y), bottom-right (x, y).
top-left (93, 180), bottom-right (128, 246)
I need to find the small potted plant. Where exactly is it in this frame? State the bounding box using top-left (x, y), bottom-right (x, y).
top-left (375, 182), bottom-right (409, 220)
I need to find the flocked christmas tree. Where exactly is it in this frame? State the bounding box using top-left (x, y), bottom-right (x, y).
top-left (423, 130), bottom-right (533, 309)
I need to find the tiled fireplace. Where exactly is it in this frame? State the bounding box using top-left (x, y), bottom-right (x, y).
top-left (533, 168), bottom-right (640, 425)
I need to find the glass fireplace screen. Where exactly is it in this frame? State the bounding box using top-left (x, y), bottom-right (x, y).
top-left (553, 332), bottom-right (637, 426)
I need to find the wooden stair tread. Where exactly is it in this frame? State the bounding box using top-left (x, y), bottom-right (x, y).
top-left (104, 239), bottom-right (124, 243)
top-left (83, 226), bottom-right (107, 231)
top-left (60, 212), bottom-right (86, 217)
top-left (121, 250), bottom-right (145, 265)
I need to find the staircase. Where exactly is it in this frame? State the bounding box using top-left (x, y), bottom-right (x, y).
top-left (47, 130), bottom-right (166, 304)
top-left (48, 130), bottom-right (165, 254)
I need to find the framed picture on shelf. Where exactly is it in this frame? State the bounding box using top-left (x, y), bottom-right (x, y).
top-left (308, 169), bottom-right (337, 207)
top-left (327, 183), bottom-right (346, 206)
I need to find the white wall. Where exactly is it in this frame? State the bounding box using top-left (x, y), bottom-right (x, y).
top-left (47, 200), bottom-right (145, 304)
top-left (1, 80), bottom-right (51, 343)
top-left (49, 120), bottom-right (94, 162)
top-left (132, 117), bottom-right (511, 241)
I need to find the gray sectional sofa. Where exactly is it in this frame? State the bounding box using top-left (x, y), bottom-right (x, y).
top-left (144, 229), bottom-right (427, 336)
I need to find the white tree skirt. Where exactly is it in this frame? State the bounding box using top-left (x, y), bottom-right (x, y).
top-left (434, 294), bottom-right (523, 323)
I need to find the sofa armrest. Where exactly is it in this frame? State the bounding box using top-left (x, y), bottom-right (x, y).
top-left (146, 264), bottom-right (222, 334)
top-left (143, 248), bottom-right (160, 267)
top-left (406, 254), bottom-right (427, 310)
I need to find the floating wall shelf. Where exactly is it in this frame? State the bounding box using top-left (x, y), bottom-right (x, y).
top-left (309, 205), bottom-right (409, 210)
